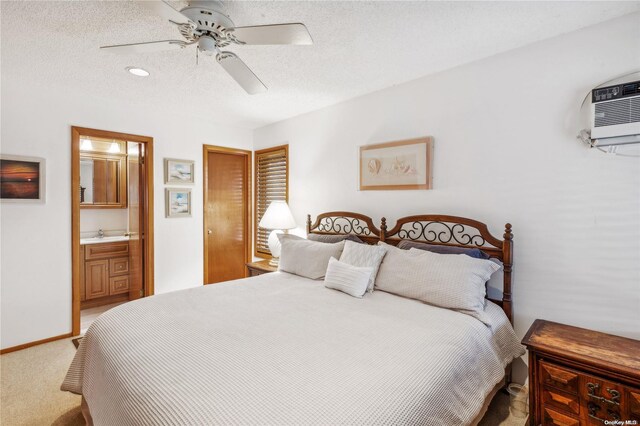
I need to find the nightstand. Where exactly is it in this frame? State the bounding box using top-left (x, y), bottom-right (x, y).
top-left (246, 259), bottom-right (277, 277)
top-left (522, 319), bottom-right (640, 426)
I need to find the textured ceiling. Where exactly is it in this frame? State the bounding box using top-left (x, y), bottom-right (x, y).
top-left (2, 1), bottom-right (639, 129)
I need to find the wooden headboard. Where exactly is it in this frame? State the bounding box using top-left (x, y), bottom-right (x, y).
top-left (306, 211), bottom-right (381, 245)
top-left (307, 212), bottom-right (514, 324)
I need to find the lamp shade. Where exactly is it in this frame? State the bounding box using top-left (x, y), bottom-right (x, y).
top-left (259, 201), bottom-right (296, 230)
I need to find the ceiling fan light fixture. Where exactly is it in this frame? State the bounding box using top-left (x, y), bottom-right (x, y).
top-left (197, 36), bottom-right (217, 56)
top-left (125, 66), bottom-right (150, 77)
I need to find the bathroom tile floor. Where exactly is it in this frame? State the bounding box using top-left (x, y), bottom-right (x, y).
top-left (80, 302), bottom-right (126, 334)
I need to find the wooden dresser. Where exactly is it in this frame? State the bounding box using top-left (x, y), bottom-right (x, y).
top-left (523, 319), bottom-right (640, 426)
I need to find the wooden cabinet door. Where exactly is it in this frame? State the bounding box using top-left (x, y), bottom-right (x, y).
top-left (106, 159), bottom-right (119, 204)
top-left (92, 159), bottom-right (107, 204)
top-left (85, 260), bottom-right (109, 299)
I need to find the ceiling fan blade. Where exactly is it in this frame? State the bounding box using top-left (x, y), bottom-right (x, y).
top-left (139, 0), bottom-right (193, 26)
top-left (230, 23), bottom-right (313, 45)
top-left (216, 52), bottom-right (267, 95)
top-left (100, 40), bottom-right (188, 54)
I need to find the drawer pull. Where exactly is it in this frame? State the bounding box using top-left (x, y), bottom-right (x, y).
top-left (606, 388), bottom-right (620, 405)
top-left (587, 383), bottom-right (621, 406)
top-left (587, 402), bottom-right (620, 423)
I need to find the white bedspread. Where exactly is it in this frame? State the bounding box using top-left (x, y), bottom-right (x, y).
top-left (62, 272), bottom-right (524, 425)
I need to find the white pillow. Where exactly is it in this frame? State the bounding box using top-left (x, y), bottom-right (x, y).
top-left (324, 257), bottom-right (373, 298)
top-left (339, 240), bottom-right (387, 291)
top-left (278, 239), bottom-right (345, 280)
top-left (276, 233), bottom-right (304, 242)
top-left (375, 244), bottom-right (501, 323)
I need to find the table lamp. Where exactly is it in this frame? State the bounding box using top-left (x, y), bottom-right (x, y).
top-left (258, 201), bottom-right (297, 266)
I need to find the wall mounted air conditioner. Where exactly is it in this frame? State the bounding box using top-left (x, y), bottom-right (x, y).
top-left (591, 80), bottom-right (640, 147)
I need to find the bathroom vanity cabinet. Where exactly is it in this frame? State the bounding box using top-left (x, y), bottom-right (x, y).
top-left (80, 241), bottom-right (130, 308)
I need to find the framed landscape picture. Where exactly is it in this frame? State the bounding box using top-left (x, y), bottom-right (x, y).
top-left (359, 137), bottom-right (433, 191)
top-left (165, 188), bottom-right (192, 218)
top-left (0, 155), bottom-right (46, 203)
top-left (164, 158), bottom-right (194, 184)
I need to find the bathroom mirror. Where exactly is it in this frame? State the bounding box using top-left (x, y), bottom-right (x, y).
top-left (80, 153), bottom-right (127, 208)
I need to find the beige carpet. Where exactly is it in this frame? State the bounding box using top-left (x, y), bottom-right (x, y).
top-left (1, 337), bottom-right (526, 425)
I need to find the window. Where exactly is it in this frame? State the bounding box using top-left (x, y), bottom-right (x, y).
top-left (254, 145), bottom-right (289, 257)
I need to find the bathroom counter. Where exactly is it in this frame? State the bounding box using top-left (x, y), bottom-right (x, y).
top-left (80, 236), bottom-right (129, 245)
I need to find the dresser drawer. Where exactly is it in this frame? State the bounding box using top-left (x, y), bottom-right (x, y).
top-left (109, 275), bottom-right (129, 295)
top-left (540, 361), bottom-right (579, 395)
top-left (85, 242), bottom-right (129, 260)
top-left (580, 374), bottom-right (623, 404)
top-left (584, 401), bottom-right (622, 425)
top-left (109, 257), bottom-right (129, 276)
top-left (543, 406), bottom-right (580, 426)
top-left (580, 374), bottom-right (623, 416)
top-left (542, 387), bottom-right (580, 416)
top-left (628, 390), bottom-right (640, 421)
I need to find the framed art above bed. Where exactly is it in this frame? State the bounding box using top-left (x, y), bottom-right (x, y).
top-left (359, 137), bottom-right (433, 191)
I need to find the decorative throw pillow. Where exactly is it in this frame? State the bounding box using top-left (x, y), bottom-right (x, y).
top-left (375, 245), bottom-right (500, 323)
top-left (397, 240), bottom-right (490, 259)
top-left (339, 240), bottom-right (387, 292)
top-left (278, 239), bottom-right (345, 280)
top-left (324, 257), bottom-right (373, 298)
top-left (307, 233), bottom-right (364, 244)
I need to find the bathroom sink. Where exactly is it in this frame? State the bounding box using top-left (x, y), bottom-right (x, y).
top-left (80, 235), bottom-right (129, 245)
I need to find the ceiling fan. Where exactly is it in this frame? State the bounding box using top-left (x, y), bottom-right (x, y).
top-left (101, 0), bottom-right (313, 94)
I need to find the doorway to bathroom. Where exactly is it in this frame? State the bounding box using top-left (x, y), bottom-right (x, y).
top-left (71, 127), bottom-right (154, 335)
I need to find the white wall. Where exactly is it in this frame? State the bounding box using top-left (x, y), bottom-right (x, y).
top-left (254, 13), bottom-right (640, 351)
top-left (0, 81), bottom-right (252, 350)
top-left (80, 209), bottom-right (128, 234)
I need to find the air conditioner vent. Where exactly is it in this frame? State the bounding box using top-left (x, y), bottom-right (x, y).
top-left (594, 97), bottom-right (640, 127)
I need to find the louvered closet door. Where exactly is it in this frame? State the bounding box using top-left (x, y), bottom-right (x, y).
top-left (255, 146), bottom-right (288, 256)
top-left (204, 149), bottom-right (250, 284)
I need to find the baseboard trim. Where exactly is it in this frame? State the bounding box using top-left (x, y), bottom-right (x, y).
top-left (0, 332), bottom-right (73, 355)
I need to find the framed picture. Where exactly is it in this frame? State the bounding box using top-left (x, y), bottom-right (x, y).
top-left (164, 158), bottom-right (194, 184)
top-left (0, 155), bottom-right (46, 203)
top-left (165, 188), bottom-right (192, 218)
top-left (359, 137), bottom-right (433, 191)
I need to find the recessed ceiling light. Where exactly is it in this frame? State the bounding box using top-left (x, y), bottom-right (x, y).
top-left (125, 67), bottom-right (150, 77)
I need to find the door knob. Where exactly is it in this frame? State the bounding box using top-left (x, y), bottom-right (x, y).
top-left (207, 229), bottom-right (213, 235)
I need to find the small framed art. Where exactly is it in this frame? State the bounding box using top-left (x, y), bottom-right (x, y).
top-left (164, 158), bottom-right (194, 184)
top-left (165, 188), bottom-right (192, 218)
top-left (359, 137), bottom-right (433, 191)
top-left (0, 155), bottom-right (46, 203)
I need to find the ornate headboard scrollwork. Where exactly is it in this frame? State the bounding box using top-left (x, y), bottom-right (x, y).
top-left (306, 211), bottom-right (381, 244)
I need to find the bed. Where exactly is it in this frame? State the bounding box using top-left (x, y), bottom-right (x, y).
top-left (62, 212), bottom-right (525, 425)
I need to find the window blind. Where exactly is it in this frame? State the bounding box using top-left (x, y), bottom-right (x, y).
top-left (255, 145), bottom-right (288, 257)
